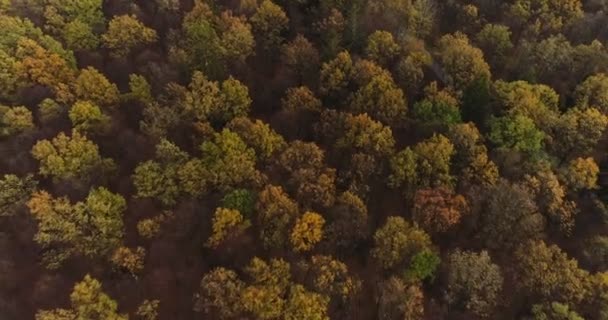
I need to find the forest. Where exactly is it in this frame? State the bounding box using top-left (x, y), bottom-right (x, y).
top-left (2, 0), bottom-right (608, 319)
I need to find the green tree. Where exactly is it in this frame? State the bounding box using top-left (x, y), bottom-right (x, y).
top-left (102, 15), bottom-right (157, 58)
top-left (256, 185), bottom-right (299, 249)
top-left (0, 49), bottom-right (22, 101)
top-left (194, 267), bottom-right (245, 319)
top-left (221, 189), bottom-right (256, 217)
top-left (446, 250), bottom-right (503, 317)
top-left (68, 100), bottom-right (110, 133)
top-left (27, 187), bottom-right (126, 268)
top-left (74, 67), bottom-right (120, 107)
top-left (0, 174), bottom-right (37, 217)
top-left (403, 249), bottom-right (441, 283)
top-left (372, 216), bottom-right (432, 270)
top-left (290, 211), bottom-right (325, 252)
top-left (62, 19), bottom-right (98, 51)
top-left (206, 207), bottom-right (251, 248)
top-left (126, 74), bottom-right (153, 104)
top-left (31, 130), bottom-right (115, 182)
top-left (412, 82), bottom-right (461, 125)
top-left (508, 0), bottom-right (583, 36)
top-left (35, 275), bottom-right (127, 320)
top-left (251, 0), bottom-right (289, 49)
top-left (0, 105), bottom-right (34, 136)
top-left (489, 114), bottom-right (545, 154)
top-left (437, 32), bottom-right (491, 92)
top-left (515, 240), bottom-right (589, 304)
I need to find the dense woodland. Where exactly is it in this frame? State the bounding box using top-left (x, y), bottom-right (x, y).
top-left (3, 0), bottom-right (608, 319)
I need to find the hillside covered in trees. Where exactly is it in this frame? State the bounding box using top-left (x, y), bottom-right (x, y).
top-left (3, 0), bottom-right (608, 319)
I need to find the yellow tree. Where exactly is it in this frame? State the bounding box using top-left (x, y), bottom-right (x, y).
top-left (290, 211), bottom-right (325, 252)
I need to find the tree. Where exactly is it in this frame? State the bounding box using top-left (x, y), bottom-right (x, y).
top-left (0, 105), bottom-right (34, 136)
top-left (560, 157), bottom-right (599, 191)
top-left (242, 257), bottom-right (291, 319)
top-left (488, 114), bottom-right (545, 154)
top-left (43, 0), bottom-right (105, 32)
top-left (412, 82), bottom-right (461, 125)
top-left (31, 130), bottom-right (115, 182)
top-left (307, 255), bottom-right (360, 301)
top-left (349, 73), bottom-right (407, 126)
top-left (281, 86), bottom-right (322, 112)
top-left (515, 240), bottom-right (589, 304)
top-left (437, 32), bottom-right (491, 92)
top-left (524, 169), bottom-right (578, 234)
top-left (479, 180), bottom-right (545, 250)
top-left (529, 302), bottom-right (584, 320)
top-left (74, 67), bottom-right (120, 107)
top-left (227, 117), bottom-right (286, 161)
top-left (217, 11), bottom-right (255, 63)
top-left (396, 49), bottom-right (432, 93)
top-left (493, 80), bottom-right (559, 131)
top-left (200, 129), bottom-right (258, 191)
top-left (388, 148), bottom-right (418, 190)
top-left (102, 15), bottom-right (157, 58)
top-left (475, 24), bottom-right (513, 67)
top-left (403, 249), bottom-right (441, 283)
top-left (335, 113), bottom-right (396, 157)
top-left (206, 208), bottom-right (251, 248)
top-left (319, 51), bottom-right (353, 99)
top-left (0, 49), bottom-right (22, 101)
top-left (447, 122), bottom-right (498, 185)
top-left (284, 284), bottom-right (330, 320)
top-left (372, 216), bottom-right (432, 269)
top-left (15, 38), bottom-right (75, 103)
top-left (281, 35), bottom-right (320, 83)
top-left (325, 191), bottom-right (369, 251)
top-left (35, 275), bottom-right (127, 320)
top-left (185, 72), bottom-right (252, 124)
top-left (365, 30), bottom-right (400, 66)
top-left (508, 0), bottom-right (583, 36)
top-left (0, 174), bottom-right (37, 217)
top-left (412, 134), bottom-right (455, 188)
top-left (256, 185), bottom-right (299, 249)
top-left (377, 277), bottom-right (424, 320)
top-left (446, 250), bottom-right (503, 317)
top-left (549, 107), bottom-right (608, 159)
top-left (194, 267), bottom-right (245, 319)
top-left (137, 211), bottom-right (173, 240)
top-left (413, 187), bottom-right (467, 234)
top-left (69, 100), bottom-right (110, 133)
top-left (27, 187), bottom-right (126, 268)
top-left (251, 0), bottom-right (289, 49)
top-left (575, 73), bottom-right (608, 114)
top-left (126, 74), bottom-right (153, 104)
top-left (291, 211), bottom-right (325, 252)
top-left (62, 19), bottom-right (98, 51)
top-left (111, 246), bottom-right (145, 275)
top-left (221, 189), bottom-right (256, 217)
top-left (136, 300), bottom-right (160, 320)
